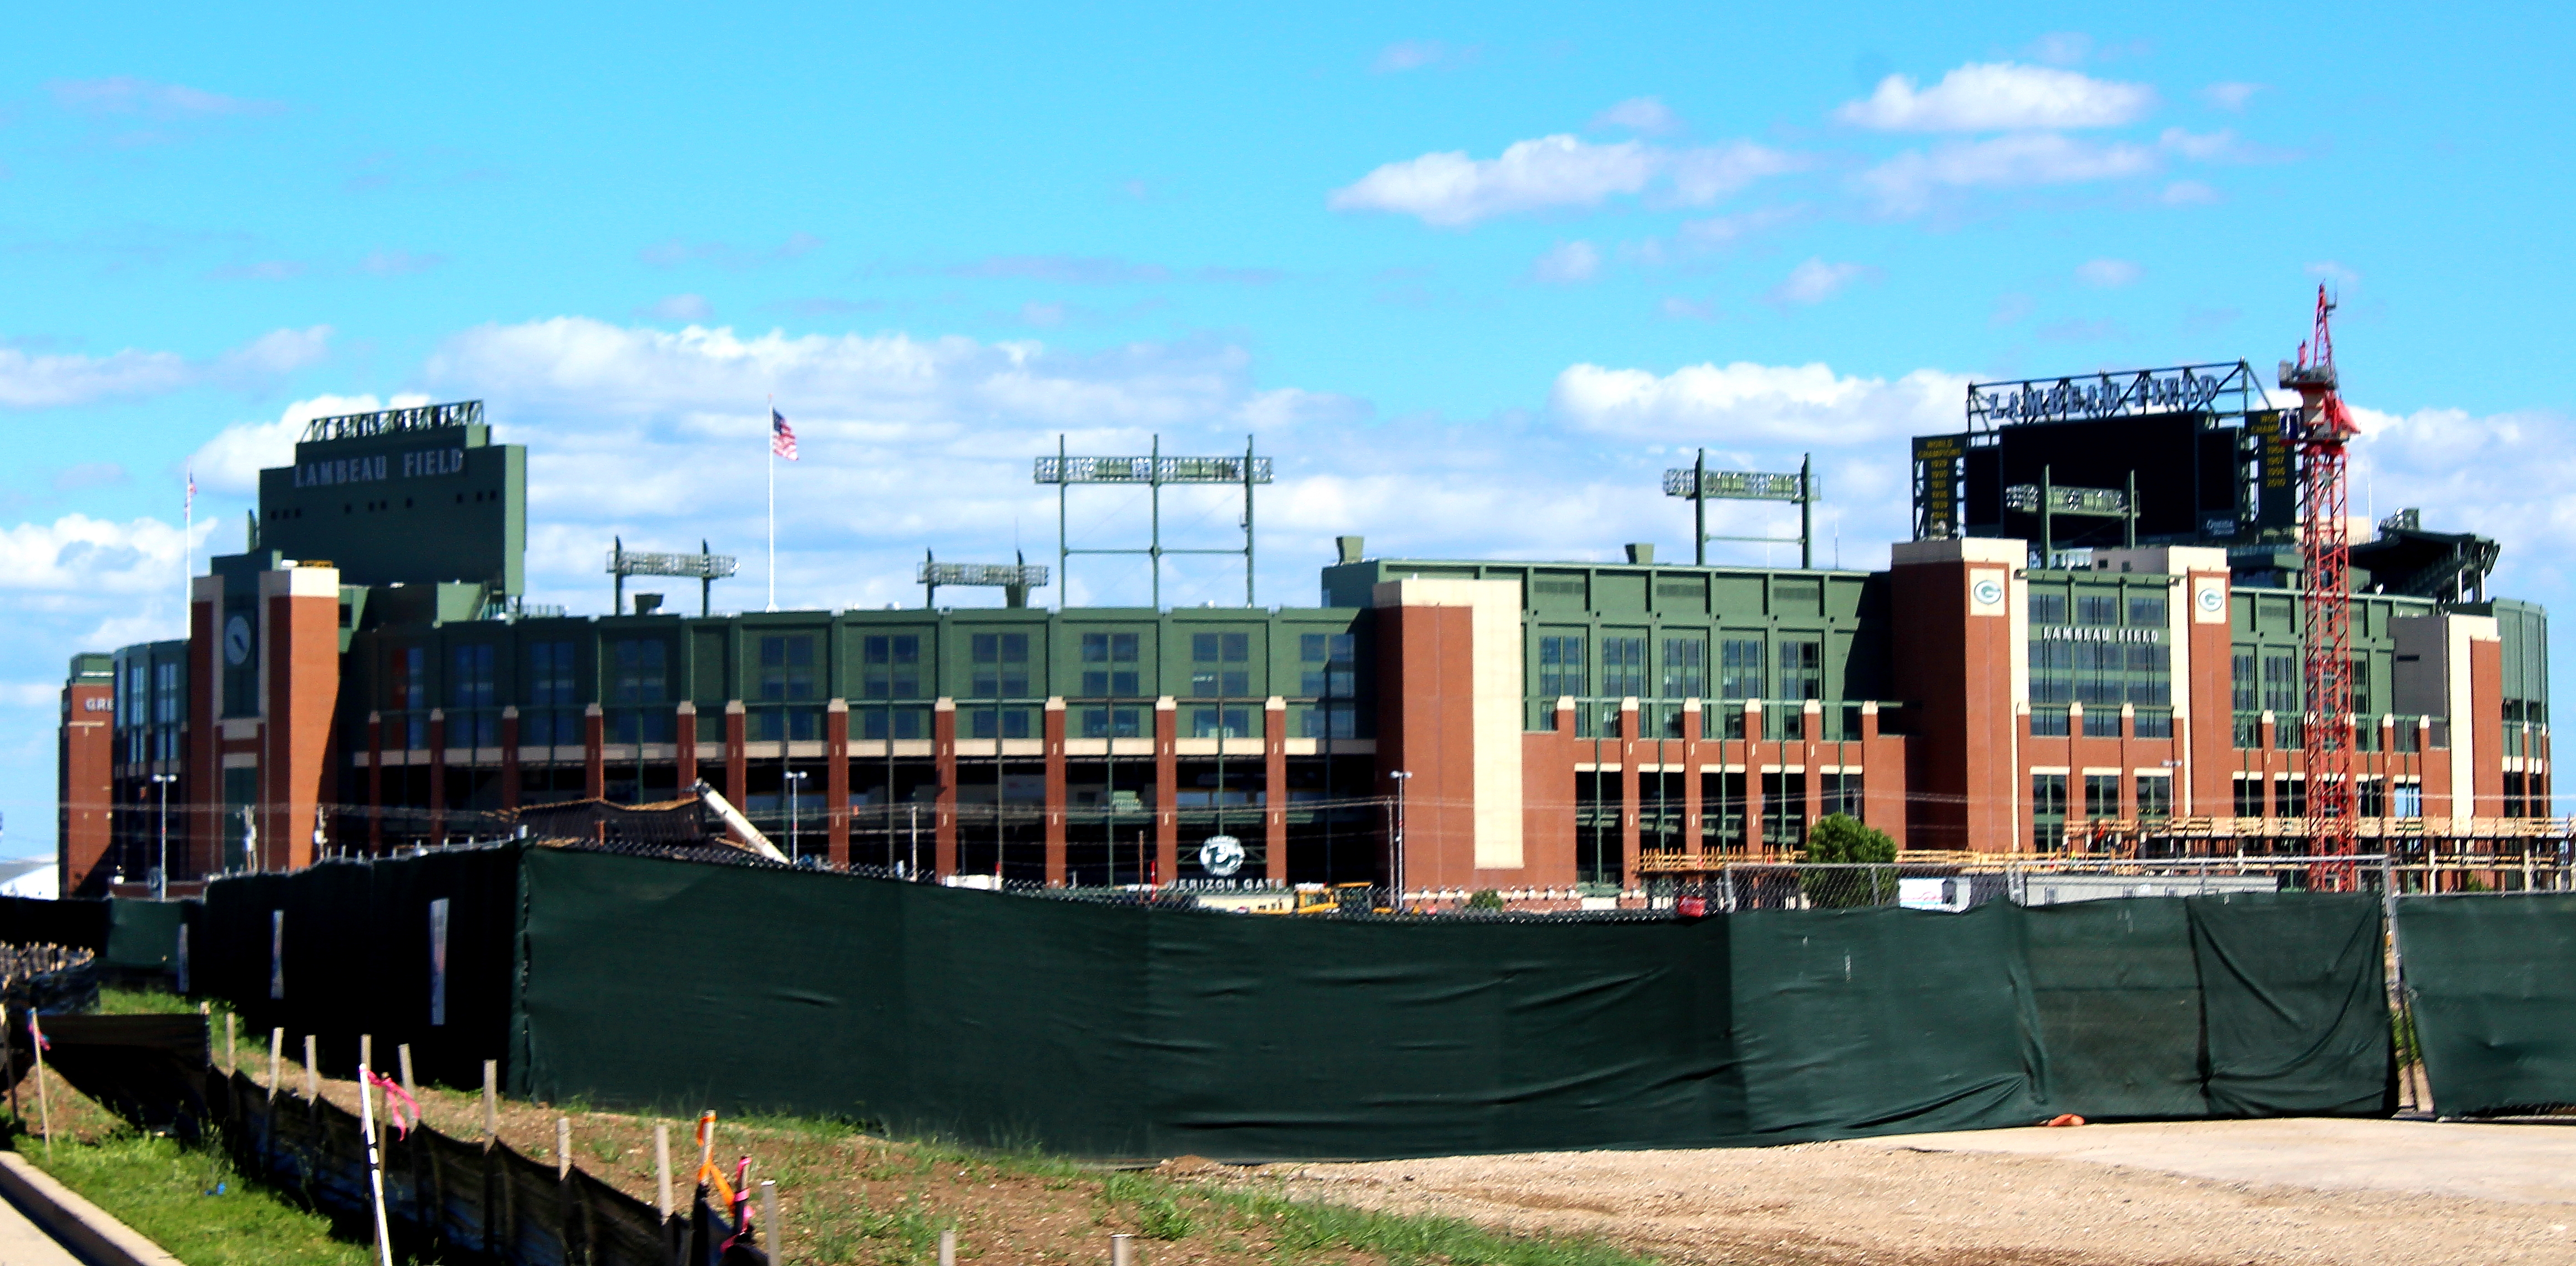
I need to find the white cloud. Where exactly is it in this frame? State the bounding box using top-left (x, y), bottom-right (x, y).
top-left (47, 77), bottom-right (281, 118)
top-left (2075, 258), bottom-right (2143, 288)
top-left (2160, 180), bottom-right (2220, 206)
top-left (1835, 62), bottom-right (2156, 132)
top-left (1529, 240), bottom-right (1601, 284)
top-left (1657, 296), bottom-right (1717, 321)
top-left (0, 326), bottom-right (329, 409)
top-left (638, 294), bottom-right (715, 322)
top-left (1765, 258), bottom-right (1878, 306)
top-left (2201, 82), bottom-right (2262, 112)
top-left (1593, 97), bottom-right (1680, 134)
top-left (1327, 134), bottom-right (1799, 228)
top-left (1552, 360), bottom-right (1964, 445)
top-left (186, 393), bottom-right (431, 494)
top-left (1858, 133), bottom-right (2159, 213)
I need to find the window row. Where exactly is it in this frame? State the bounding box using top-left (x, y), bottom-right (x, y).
top-left (1536, 634), bottom-right (1824, 702)
top-left (2027, 592), bottom-right (2166, 628)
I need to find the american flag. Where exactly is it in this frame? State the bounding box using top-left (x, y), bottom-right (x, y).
top-left (185, 467), bottom-right (195, 513)
top-left (770, 408), bottom-right (799, 461)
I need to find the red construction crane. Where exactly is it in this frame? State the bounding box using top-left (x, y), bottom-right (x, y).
top-left (2279, 285), bottom-right (2360, 889)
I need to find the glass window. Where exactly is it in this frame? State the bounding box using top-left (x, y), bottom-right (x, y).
top-left (2028, 592), bottom-right (2068, 624)
top-left (2234, 777), bottom-right (2265, 818)
top-left (2393, 781), bottom-right (2423, 819)
top-left (2276, 776), bottom-right (2307, 819)
top-left (760, 634), bottom-right (819, 700)
top-left (1191, 706), bottom-right (1254, 738)
top-left (2231, 648), bottom-right (2257, 712)
top-left (1538, 635), bottom-right (1585, 699)
top-left (609, 640), bottom-right (666, 704)
top-left (1602, 637), bottom-right (1646, 698)
top-left (862, 634), bottom-right (922, 699)
top-left (2261, 651), bottom-right (2299, 714)
top-left (968, 708), bottom-right (1031, 739)
top-left (2136, 775), bottom-right (2173, 819)
top-left (1659, 637), bottom-right (1705, 699)
top-left (2031, 708), bottom-right (2070, 736)
top-left (528, 641), bottom-right (575, 705)
top-left (2129, 596), bottom-right (2168, 627)
top-left (1299, 632), bottom-right (1356, 697)
top-left (2082, 710), bottom-right (2121, 738)
top-left (858, 708), bottom-right (927, 740)
top-left (968, 632), bottom-right (1028, 697)
top-left (2031, 773), bottom-right (2068, 850)
top-left (1778, 639), bottom-right (1822, 700)
top-left (2133, 709), bottom-right (2174, 739)
top-left (1080, 707), bottom-right (1143, 738)
top-left (2084, 773), bottom-right (2119, 818)
top-left (451, 644), bottom-right (497, 708)
top-left (2075, 594), bottom-right (2119, 627)
top-left (1719, 638), bottom-right (1764, 699)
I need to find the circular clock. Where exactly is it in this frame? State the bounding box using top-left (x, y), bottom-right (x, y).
top-left (223, 615), bottom-right (253, 667)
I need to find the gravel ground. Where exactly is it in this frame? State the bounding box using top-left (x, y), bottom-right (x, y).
top-left (1233, 1132), bottom-right (2576, 1266)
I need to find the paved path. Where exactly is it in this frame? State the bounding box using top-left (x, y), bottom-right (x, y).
top-left (1855, 1117), bottom-right (2576, 1205)
top-left (0, 1191), bottom-right (83, 1266)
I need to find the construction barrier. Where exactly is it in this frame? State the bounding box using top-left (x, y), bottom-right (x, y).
top-left (173, 844), bottom-right (2395, 1161)
top-left (2396, 892), bottom-right (2576, 1116)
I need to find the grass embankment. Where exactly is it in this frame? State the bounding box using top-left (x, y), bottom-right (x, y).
top-left (6, 990), bottom-right (1653, 1266)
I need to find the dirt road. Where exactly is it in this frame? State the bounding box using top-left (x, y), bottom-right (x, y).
top-left (1235, 1120), bottom-right (2576, 1265)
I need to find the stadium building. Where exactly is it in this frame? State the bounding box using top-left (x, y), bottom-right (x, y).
top-left (57, 366), bottom-right (2557, 898)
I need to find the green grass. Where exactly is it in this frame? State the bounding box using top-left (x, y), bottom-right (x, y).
top-left (14, 1128), bottom-right (382, 1266)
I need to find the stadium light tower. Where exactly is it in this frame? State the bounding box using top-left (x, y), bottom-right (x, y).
top-left (1664, 451), bottom-right (1821, 567)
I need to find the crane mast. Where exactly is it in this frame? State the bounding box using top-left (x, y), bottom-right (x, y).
top-left (2279, 285), bottom-right (2360, 889)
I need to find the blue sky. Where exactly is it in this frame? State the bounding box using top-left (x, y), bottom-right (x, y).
top-left (6, 2), bottom-right (2572, 845)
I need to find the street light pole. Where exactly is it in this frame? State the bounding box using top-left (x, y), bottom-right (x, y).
top-left (150, 774), bottom-right (176, 900)
top-left (784, 770), bottom-right (808, 865)
top-left (1388, 770), bottom-right (1412, 912)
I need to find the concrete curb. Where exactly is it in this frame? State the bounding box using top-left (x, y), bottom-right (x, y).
top-left (0, 1149), bottom-right (185, 1266)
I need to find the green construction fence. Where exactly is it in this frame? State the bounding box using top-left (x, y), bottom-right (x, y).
top-left (2396, 892), bottom-right (2576, 1116)
top-left (187, 844), bottom-right (2395, 1161)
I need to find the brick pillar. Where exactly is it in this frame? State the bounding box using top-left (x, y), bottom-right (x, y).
top-left (367, 711), bottom-right (384, 851)
top-left (1154, 697), bottom-right (1178, 887)
top-left (499, 707), bottom-right (521, 811)
top-left (57, 675), bottom-right (114, 895)
top-left (826, 699), bottom-right (850, 868)
top-left (258, 564), bottom-right (343, 872)
top-left (582, 704), bottom-right (605, 800)
top-left (675, 701), bottom-right (698, 790)
top-left (1619, 698), bottom-right (1642, 892)
top-left (933, 698), bottom-right (958, 876)
top-left (1802, 700), bottom-right (1822, 839)
top-left (1043, 699), bottom-right (1068, 886)
top-left (1264, 697), bottom-right (1288, 885)
top-left (1743, 700), bottom-right (1767, 856)
top-left (723, 701), bottom-right (747, 804)
top-left (428, 709), bottom-right (448, 844)
top-left (1681, 699), bottom-right (1704, 866)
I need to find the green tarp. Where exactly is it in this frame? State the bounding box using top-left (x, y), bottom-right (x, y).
top-left (2398, 893), bottom-right (2576, 1116)
top-left (195, 846), bottom-right (2397, 1161)
top-left (103, 899), bottom-right (190, 970)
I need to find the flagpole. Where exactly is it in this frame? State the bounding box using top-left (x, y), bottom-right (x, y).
top-left (183, 468), bottom-right (194, 634)
top-left (766, 396), bottom-right (775, 610)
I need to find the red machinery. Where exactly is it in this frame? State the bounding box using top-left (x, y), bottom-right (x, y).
top-left (2279, 286), bottom-right (2361, 888)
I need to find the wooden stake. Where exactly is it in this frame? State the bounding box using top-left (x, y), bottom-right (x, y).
top-left (760, 1179), bottom-right (778, 1253)
top-left (269, 1027), bottom-right (283, 1101)
top-left (655, 1123), bottom-right (672, 1219)
top-left (28, 1015), bottom-right (51, 1157)
top-left (303, 1034), bottom-right (317, 1100)
top-left (555, 1117), bottom-right (571, 1181)
top-left (397, 1044), bottom-right (416, 1104)
top-left (481, 1060), bottom-right (498, 1143)
top-left (360, 1035), bottom-right (374, 1121)
top-left (1112, 1232), bottom-right (1134, 1266)
top-left (941, 1227), bottom-right (958, 1266)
